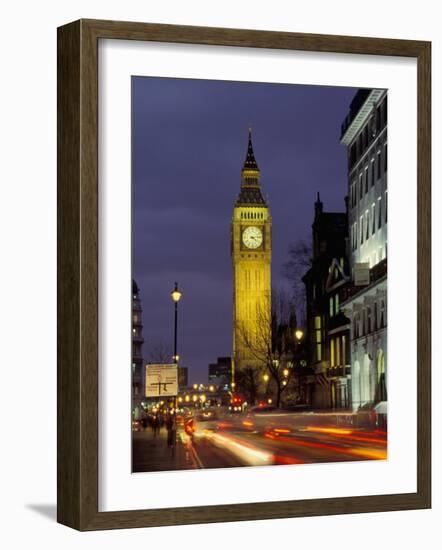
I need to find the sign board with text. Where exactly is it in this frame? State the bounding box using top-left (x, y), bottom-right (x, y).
top-left (145, 364), bottom-right (178, 397)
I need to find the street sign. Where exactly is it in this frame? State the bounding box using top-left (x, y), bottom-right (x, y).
top-left (145, 364), bottom-right (178, 397)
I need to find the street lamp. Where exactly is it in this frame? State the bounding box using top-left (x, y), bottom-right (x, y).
top-left (294, 328), bottom-right (305, 403)
top-left (171, 282), bottom-right (182, 362)
top-left (263, 373), bottom-right (269, 382)
top-left (170, 282), bottom-right (182, 453)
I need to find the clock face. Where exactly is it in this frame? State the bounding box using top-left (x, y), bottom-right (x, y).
top-left (242, 226), bottom-right (263, 249)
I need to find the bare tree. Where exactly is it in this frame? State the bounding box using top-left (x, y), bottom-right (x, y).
top-left (236, 290), bottom-right (298, 407)
top-left (282, 239), bottom-right (312, 323)
top-left (234, 365), bottom-right (262, 406)
top-left (146, 340), bottom-right (171, 364)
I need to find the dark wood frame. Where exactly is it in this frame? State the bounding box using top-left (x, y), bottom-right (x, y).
top-left (57, 19), bottom-right (431, 531)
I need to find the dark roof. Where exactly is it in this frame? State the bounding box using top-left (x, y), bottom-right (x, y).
top-left (236, 186), bottom-right (267, 206)
top-left (243, 129), bottom-right (259, 171)
top-left (236, 129), bottom-right (268, 206)
top-left (340, 88), bottom-right (372, 139)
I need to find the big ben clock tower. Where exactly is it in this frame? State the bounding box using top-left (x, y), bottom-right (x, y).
top-left (231, 130), bottom-right (272, 387)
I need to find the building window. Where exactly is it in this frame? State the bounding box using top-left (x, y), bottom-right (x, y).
top-left (359, 173), bottom-right (363, 199)
top-left (329, 297), bottom-right (334, 317)
top-left (385, 190), bottom-right (388, 223)
top-left (380, 300), bottom-right (385, 328)
top-left (342, 334), bottom-right (347, 364)
top-left (336, 336), bottom-right (341, 365)
top-left (384, 143), bottom-right (388, 172)
top-left (374, 302), bottom-right (378, 331)
top-left (366, 210), bottom-right (370, 240)
top-left (371, 158), bottom-right (375, 186)
top-left (335, 293), bottom-right (339, 315)
top-left (376, 105), bottom-right (381, 132)
top-left (377, 151), bottom-right (381, 179)
top-left (364, 166), bottom-right (369, 193)
top-left (378, 197), bottom-right (382, 229)
top-left (315, 316), bottom-right (322, 361)
top-left (371, 203), bottom-right (376, 235)
top-left (330, 338), bottom-right (335, 367)
top-left (367, 307), bottom-right (372, 332)
top-left (360, 216), bottom-right (364, 245)
top-left (354, 314), bottom-right (359, 339)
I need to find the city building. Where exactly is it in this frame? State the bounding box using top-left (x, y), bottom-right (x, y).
top-left (178, 366), bottom-right (188, 389)
top-left (231, 130), bottom-right (272, 398)
top-left (132, 279), bottom-right (144, 419)
top-left (208, 357), bottom-right (232, 388)
top-left (340, 89), bottom-right (388, 411)
top-left (302, 194), bottom-right (351, 409)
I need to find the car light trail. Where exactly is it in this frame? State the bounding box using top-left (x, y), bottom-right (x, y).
top-left (305, 426), bottom-right (353, 435)
top-left (203, 431), bottom-right (272, 466)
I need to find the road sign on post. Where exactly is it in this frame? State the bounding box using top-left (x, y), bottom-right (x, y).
top-left (145, 364), bottom-right (178, 397)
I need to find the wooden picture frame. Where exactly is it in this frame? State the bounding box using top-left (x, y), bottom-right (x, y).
top-left (57, 19), bottom-right (431, 531)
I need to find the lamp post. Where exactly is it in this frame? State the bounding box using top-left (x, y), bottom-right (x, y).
top-left (294, 328), bottom-right (304, 403)
top-left (170, 282), bottom-right (182, 453)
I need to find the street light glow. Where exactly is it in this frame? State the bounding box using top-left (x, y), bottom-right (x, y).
top-left (171, 282), bottom-right (182, 302)
top-left (295, 328), bottom-right (304, 341)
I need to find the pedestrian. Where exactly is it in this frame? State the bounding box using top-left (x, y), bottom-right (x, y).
top-left (166, 414), bottom-right (174, 447)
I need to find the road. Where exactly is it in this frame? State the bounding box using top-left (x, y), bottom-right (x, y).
top-left (132, 409), bottom-right (387, 472)
top-left (180, 412), bottom-right (387, 469)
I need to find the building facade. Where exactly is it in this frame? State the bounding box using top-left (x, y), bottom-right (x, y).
top-left (132, 279), bottom-right (144, 419)
top-left (208, 357), bottom-right (232, 388)
top-left (303, 194), bottom-right (351, 409)
top-left (231, 130), bottom-right (272, 389)
top-left (340, 89), bottom-right (388, 411)
top-left (178, 366), bottom-right (188, 389)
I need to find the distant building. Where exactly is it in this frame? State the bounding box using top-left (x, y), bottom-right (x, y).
top-left (132, 279), bottom-right (144, 419)
top-left (178, 367), bottom-right (188, 389)
top-left (208, 357), bottom-right (232, 388)
top-left (340, 89), bottom-right (388, 411)
top-left (302, 194), bottom-right (351, 409)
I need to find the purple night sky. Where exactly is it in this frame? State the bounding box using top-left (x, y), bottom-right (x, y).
top-left (132, 76), bottom-right (357, 384)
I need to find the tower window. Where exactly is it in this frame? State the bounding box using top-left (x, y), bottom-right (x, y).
top-left (371, 158), bottom-right (375, 186)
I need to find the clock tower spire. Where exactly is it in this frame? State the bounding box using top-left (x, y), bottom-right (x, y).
top-left (231, 130), bottom-right (272, 402)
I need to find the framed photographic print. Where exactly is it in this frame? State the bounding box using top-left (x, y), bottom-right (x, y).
top-left (57, 19), bottom-right (431, 530)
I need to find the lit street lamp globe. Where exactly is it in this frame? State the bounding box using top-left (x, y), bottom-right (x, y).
top-left (171, 282), bottom-right (182, 303)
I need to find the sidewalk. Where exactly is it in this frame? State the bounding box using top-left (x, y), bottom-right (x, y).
top-left (132, 427), bottom-right (196, 473)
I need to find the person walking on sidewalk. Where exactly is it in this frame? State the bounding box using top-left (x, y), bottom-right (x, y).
top-left (166, 414), bottom-right (174, 448)
top-left (151, 415), bottom-right (160, 437)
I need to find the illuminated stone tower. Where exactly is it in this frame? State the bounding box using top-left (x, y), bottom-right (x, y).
top-left (231, 130), bottom-right (272, 386)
